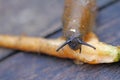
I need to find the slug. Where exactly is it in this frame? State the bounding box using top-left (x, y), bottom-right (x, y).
top-left (57, 0), bottom-right (96, 52)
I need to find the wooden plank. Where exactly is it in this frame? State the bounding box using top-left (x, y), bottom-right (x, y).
top-left (97, 0), bottom-right (119, 8)
top-left (96, 1), bottom-right (120, 45)
top-left (0, 0), bottom-right (115, 36)
top-left (0, 52), bottom-right (120, 80)
top-left (0, 0), bottom-right (116, 60)
top-left (97, 0), bottom-right (112, 7)
top-left (0, 49), bottom-right (13, 61)
top-left (0, 1), bottom-right (120, 80)
top-left (0, 0), bottom-right (64, 37)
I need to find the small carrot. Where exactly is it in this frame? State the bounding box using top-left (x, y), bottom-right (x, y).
top-left (0, 32), bottom-right (120, 64)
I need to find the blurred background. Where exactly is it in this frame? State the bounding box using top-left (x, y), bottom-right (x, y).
top-left (0, 0), bottom-right (118, 38)
top-left (0, 0), bottom-right (64, 37)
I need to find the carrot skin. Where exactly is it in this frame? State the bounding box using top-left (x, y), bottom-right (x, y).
top-left (0, 33), bottom-right (120, 64)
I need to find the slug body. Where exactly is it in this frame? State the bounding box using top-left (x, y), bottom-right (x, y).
top-left (57, 0), bottom-right (96, 52)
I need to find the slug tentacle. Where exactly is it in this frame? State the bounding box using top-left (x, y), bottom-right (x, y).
top-left (56, 36), bottom-right (96, 53)
top-left (77, 38), bottom-right (96, 50)
top-left (56, 39), bottom-right (71, 52)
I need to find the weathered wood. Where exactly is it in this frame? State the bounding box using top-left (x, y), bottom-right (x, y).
top-left (0, 49), bottom-right (14, 61)
top-left (97, 0), bottom-right (112, 7)
top-left (0, 0), bottom-right (64, 37)
top-left (0, 1), bottom-right (120, 80)
top-left (0, 0), bottom-right (115, 36)
top-left (97, 0), bottom-right (119, 9)
top-left (96, 1), bottom-right (120, 45)
top-left (0, 52), bottom-right (120, 80)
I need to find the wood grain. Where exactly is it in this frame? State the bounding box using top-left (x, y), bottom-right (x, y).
top-left (96, 1), bottom-right (120, 45)
top-left (0, 0), bottom-right (64, 37)
top-left (0, 53), bottom-right (120, 80)
top-left (0, 0), bottom-right (115, 36)
top-left (0, 1), bottom-right (120, 80)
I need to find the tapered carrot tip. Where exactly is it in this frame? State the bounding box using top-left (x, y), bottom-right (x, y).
top-left (0, 32), bottom-right (120, 64)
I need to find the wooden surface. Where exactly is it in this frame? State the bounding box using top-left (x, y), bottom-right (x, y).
top-left (0, 0), bottom-right (120, 80)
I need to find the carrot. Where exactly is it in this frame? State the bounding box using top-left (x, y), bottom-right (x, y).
top-left (0, 0), bottom-right (119, 64)
top-left (0, 32), bottom-right (120, 64)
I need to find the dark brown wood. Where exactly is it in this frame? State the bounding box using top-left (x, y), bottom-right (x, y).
top-left (0, 1), bottom-right (120, 80)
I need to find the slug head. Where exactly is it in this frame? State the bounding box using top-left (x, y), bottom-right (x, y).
top-left (56, 36), bottom-right (96, 53)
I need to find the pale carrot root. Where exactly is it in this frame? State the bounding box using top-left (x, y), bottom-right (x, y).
top-left (0, 32), bottom-right (120, 64)
top-left (0, 35), bottom-right (80, 59)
